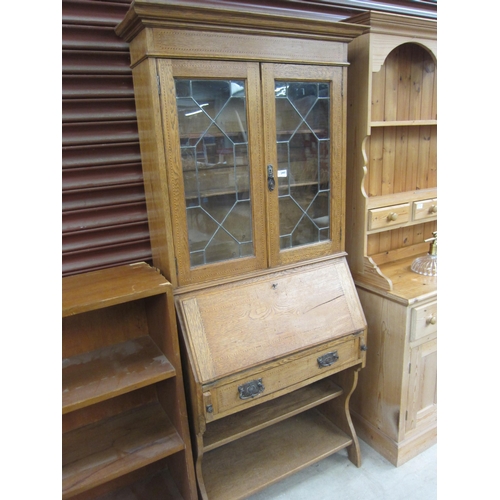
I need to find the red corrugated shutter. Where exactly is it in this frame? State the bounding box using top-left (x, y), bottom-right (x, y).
top-left (62, 0), bottom-right (152, 277)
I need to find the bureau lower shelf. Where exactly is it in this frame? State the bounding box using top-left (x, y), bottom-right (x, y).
top-left (204, 377), bottom-right (343, 451)
top-left (203, 408), bottom-right (352, 500)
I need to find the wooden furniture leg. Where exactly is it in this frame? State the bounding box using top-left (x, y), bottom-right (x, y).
top-left (322, 367), bottom-right (362, 467)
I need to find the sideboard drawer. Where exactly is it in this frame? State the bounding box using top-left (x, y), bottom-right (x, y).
top-left (412, 198), bottom-right (437, 221)
top-left (368, 203), bottom-right (410, 230)
top-left (410, 301), bottom-right (437, 342)
top-left (209, 335), bottom-right (361, 418)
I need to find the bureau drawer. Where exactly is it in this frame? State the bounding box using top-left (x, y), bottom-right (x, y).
top-left (207, 335), bottom-right (362, 419)
top-left (368, 203), bottom-right (410, 230)
top-left (412, 198), bottom-right (437, 221)
top-left (410, 301), bottom-right (437, 342)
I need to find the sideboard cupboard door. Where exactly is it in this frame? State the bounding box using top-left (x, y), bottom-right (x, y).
top-left (405, 337), bottom-right (437, 435)
top-left (262, 64), bottom-right (346, 267)
top-left (157, 59), bottom-right (268, 286)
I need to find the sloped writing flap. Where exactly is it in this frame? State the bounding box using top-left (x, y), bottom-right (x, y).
top-left (175, 257), bottom-right (366, 384)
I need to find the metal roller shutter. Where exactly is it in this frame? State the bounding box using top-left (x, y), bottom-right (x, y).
top-left (62, 0), bottom-right (152, 277)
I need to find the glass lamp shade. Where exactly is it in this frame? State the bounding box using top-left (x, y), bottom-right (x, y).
top-left (411, 254), bottom-right (437, 277)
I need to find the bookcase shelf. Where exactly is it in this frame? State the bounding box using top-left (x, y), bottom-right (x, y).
top-left (62, 263), bottom-right (197, 499)
top-left (62, 335), bottom-right (176, 414)
top-left (62, 402), bottom-right (185, 498)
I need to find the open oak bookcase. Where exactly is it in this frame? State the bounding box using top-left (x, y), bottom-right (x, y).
top-left (62, 262), bottom-right (197, 499)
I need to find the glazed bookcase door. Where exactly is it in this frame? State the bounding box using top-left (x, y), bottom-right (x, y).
top-left (262, 64), bottom-right (346, 267)
top-left (157, 59), bottom-right (267, 286)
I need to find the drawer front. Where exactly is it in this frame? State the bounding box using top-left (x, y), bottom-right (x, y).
top-left (412, 198), bottom-right (437, 221)
top-left (209, 336), bottom-right (361, 418)
top-left (410, 301), bottom-right (437, 342)
top-left (368, 203), bottom-right (410, 230)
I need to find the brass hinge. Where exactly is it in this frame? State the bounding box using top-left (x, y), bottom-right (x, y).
top-left (175, 257), bottom-right (179, 275)
top-left (157, 74), bottom-right (161, 95)
top-left (405, 410), bottom-right (408, 421)
top-left (408, 363), bottom-right (411, 374)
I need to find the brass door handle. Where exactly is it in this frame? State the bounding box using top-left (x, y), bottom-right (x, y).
top-left (267, 165), bottom-right (275, 192)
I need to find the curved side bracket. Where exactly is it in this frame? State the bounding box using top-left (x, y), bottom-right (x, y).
top-left (322, 366), bottom-right (363, 467)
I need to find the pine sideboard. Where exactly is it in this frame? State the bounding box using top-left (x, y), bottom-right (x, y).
top-left (344, 11), bottom-right (437, 466)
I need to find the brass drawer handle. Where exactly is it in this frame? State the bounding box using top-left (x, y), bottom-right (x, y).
top-left (317, 351), bottom-right (339, 368)
top-left (427, 315), bottom-right (437, 325)
top-left (238, 378), bottom-right (265, 400)
top-left (387, 212), bottom-right (398, 222)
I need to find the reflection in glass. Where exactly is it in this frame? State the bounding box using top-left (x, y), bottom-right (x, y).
top-left (175, 79), bottom-right (253, 267)
top-left (275, 81), bottom-right (331, 249)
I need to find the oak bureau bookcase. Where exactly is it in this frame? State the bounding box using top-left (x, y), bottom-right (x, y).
top-left (344, 11), bottom-right (437, 466)
top-left (116, 1), bottom-right (368, 498)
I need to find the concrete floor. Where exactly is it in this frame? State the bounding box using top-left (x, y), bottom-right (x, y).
top-left (247, 440), bottom-right (437, 500)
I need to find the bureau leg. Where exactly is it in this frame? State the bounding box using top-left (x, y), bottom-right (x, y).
top-left (322, 367), bottom-right (362, 467)
top-left (193, 433), bottom-right (210, 500)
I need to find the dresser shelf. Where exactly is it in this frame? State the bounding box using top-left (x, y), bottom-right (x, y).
top-left (365, 187), bottom-right (437, 210)
top-left (370, 120), bottom-right (437, 127)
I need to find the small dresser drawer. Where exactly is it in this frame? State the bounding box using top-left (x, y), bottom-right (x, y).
top-left (368, 203), bottom-right (410, 230)
top-left (410, 301), bottom-right (437, 342)
top-left (208, 335), bottom-right (361, 418)
top-left (412, 198), bottom-right (437, 221)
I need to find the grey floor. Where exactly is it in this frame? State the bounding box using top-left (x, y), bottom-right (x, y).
top-left (247, 440), bottom-right (437, 500)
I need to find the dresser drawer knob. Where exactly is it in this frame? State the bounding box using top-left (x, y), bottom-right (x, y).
top-left (429, 205), bottom-right (437, 214)
top-left (387, 212), bottom-right (398, 222)
top-left (427, 316), bottom-right (437, 325)
top-left (238, 378), bottom-right (265, 400)
top-left (317, 351), bottom-right (339, 368)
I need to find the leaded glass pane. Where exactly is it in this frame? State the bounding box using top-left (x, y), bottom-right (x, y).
top-left (275, 81), bottom-right (331, 248)
top-left (176, 78), bottom-right (254, 267)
